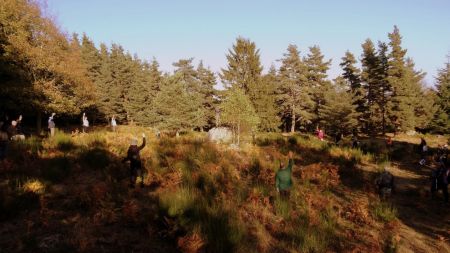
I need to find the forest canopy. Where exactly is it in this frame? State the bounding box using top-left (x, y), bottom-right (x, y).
top-left (1, 0), bottom-right (448, 135)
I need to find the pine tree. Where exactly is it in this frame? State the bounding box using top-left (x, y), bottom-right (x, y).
top-left (258, 66), bottom-right (280, 131)
top-left (361, 39), bottom-right (382, 134)
top-left (319, 77), bottom-right (359, 135)
top-left (278, 45), bottom-right (314, 132)
top-left (148, 58), bottom-right (163, 97)
top-left (220, 37), bottom-right (273, 130)
top-left (220, 87), bottom-right (259, 145)
top-left (196, 61), bottom-right (217, 129)
top-left (387, 26), bottom-right (420, 132)
top-left (109, 44), bottom-right (135, 122)
top-left (340, 51), bottom-right (365, 129)
top-left (376, 42), bottom-right (391, 134)
top-left (220, 37), bottom-right (263, 94)
top-left (126, 56), bottom-right (153, 125)
top-left (304, 45), bottom-right (332, 126)
top-left (431, 56), bottom-right (450, 133)
top-left (153, 73), bottom-right (203, 133)
top-left (173, 58), bottom-right (208, 129)
top-left (81, 34), bottom-right (102, 82)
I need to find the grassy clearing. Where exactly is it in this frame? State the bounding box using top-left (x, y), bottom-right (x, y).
top-left (1, 127), bottom-right (425, 252)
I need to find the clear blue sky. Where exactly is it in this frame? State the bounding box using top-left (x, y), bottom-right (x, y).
top-left (46, 0), bottom-right (450, 86)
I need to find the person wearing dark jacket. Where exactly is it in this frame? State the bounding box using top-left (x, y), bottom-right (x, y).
top-left (375, 167), bottom-right (395, 199)
top-left (276, 151), bottom-right (294, 199)
top-left (123, 133), bottom-right (146, 188)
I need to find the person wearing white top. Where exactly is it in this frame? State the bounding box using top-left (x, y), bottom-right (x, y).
top-left (111, 115), bottom-right (117, 132)
top-left (82, 112), bottom-right (89, 133)
top-left (48, 113), bottom-right (56, 137)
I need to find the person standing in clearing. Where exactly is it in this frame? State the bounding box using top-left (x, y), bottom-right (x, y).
top-left (111, 115), bottom-right (117, 132)
top-left (82, 113), bottom-right (89, 133)
top-left (318, 129), bottom-right (324, 141)
top-left (276, 151), bottom-right (294, 199)
top-left (48, 113), bottom-right (56, 137)
top-left (123, 133), bottom-right (146, 188)
top-left (418, 137), bottom-right (428, 166)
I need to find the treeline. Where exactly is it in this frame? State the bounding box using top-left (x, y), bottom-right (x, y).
top-left (1, 0), bottom-right (449, 136)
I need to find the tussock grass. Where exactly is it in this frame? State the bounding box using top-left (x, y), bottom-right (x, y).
top-left (371, 202), bottom-right (397, 222)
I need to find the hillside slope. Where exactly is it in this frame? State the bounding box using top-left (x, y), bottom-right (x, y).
top-left (0, 127), bottom-right (448, 253)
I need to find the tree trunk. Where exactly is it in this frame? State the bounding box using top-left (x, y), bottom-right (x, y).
top-left (291, 105), bottom-right (296, 133)
top-left (237, 122), bottom-right (240, 146)
top-left (36, 111), bottom-right (42, 135)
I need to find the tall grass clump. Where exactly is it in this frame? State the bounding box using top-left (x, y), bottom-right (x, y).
top-left (371, 202), bottom-right (397, 222)
top-left (53, 131), bottom-right (76, 155)
top-left (274, 197), bottom-right (290, 220)
top-left (7, 137), bottom-right (43, 161)
top-left (200, 205), bottom-right (246, 253)
top-left (159, 186), bottom-right (197, 217)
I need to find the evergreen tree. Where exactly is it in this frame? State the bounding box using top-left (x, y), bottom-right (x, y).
top-left (304, 45), bottom-right (332, 126)
top-left (278, 45), bottom-right (314, 132)
top-left (376, 42), bottom-right (391, 134)
top-left (220, 37), bottom-right (274, 130)
top-left (153, 73), bottom-right (204, 133)
top-left (127, 56), bottom-right (153, 125)
top-left (387, 26), bottom-right (419, 132)
top-left (196, 61), bottom-right (217, 129)
top-left (173, 58), bottom-right (208, 129)
top-left (319, 77), bottom-right (359, 135)
top-left (258, 66), bottom-right (280, 131)
top-left (403, 58), bottom-right (429, 129)
top-left (220, 87), bottom-right (259, 145)
top-left (431, 56), bottom-right (450, 133)
top-left (340, 51), bottom-right (365, 129)
top-left (220, 37), bottom-right (263, 94)
top-left (109, 44), bottom-right (135, 122)
top-left (148, 58), bottom-right (163, 97)
top-left (81, 34), bottom-right (102, 82)
top-left (361, 39), bottom-right (382, 134)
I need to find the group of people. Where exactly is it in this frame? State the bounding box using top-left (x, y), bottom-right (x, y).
top-left (48, 113), bottom-right (120, 136)
top-left (430, 144), bottom-right (449, 203)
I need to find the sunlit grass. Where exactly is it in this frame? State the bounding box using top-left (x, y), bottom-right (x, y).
top-left (371, 202), bottom-right (397, 222)
top-left (22, 178), bottom-right (46, 195)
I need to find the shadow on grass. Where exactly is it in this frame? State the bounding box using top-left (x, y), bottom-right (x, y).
top-left (0, 135), bottom-right (178, 253)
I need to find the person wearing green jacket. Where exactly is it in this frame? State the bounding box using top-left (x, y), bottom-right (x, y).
top-left (276, 151), bottom-right (294, 198)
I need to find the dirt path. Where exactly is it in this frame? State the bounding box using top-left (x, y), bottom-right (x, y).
top-left (389, 161), bottom-right (450, 253)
